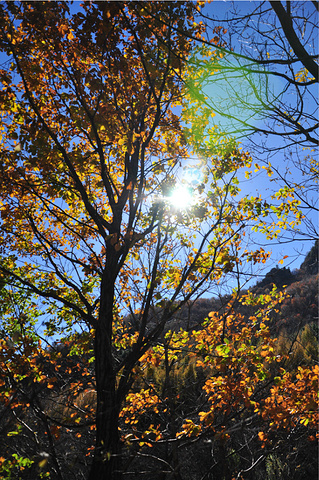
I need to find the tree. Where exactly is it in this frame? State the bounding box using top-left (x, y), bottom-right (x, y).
top-left (191, 0), bottom-right (318, 146)
top-left (184, 0), bottom-right (318, 244)
top-left (0, 2), bottom-right (268, 478)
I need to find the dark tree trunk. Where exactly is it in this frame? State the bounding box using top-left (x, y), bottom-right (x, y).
top-left (88, 267), bottom-right (122, 480)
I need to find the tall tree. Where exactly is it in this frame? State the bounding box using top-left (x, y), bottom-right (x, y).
top-left (0, 2), bottom-right (263, 478)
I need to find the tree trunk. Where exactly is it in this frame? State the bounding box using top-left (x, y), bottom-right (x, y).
top-left (88, 268), bottom-right (122, 480)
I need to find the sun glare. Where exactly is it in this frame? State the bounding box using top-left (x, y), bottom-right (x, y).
top-left (168, 185), bottom-right (193, 210)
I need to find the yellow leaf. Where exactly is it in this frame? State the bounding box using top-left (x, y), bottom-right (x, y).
top-left (38, 458), bottom-right (48, 469)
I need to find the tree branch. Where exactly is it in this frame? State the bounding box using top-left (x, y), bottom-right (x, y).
top-left (270, 1), bottom-right (318, 81)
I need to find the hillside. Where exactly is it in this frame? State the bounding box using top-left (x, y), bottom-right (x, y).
top-left (136, 241), bottom-right (318, 338)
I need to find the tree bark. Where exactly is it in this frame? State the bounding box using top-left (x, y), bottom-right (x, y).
top-left (88, 266), bottom-right (122, 480)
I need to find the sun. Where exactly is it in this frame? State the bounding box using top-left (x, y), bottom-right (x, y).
top-left (168, 185), bottom-right (193, 210)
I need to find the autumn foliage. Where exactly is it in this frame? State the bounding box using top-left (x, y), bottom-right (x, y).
top-left (0, 2), bottom-right (317, 479)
